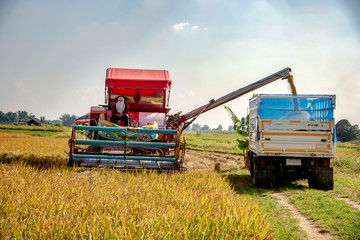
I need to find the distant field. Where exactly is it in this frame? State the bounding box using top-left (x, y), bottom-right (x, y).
top-left (184, 132), bottom-right (239, 154)
top-left (0, 124), bottom-right (71, 138)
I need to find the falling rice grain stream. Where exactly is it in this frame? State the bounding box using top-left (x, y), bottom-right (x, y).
top-left (288, 75), bottom-right (297, 94)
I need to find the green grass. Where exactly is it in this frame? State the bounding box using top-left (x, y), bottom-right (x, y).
top-left (288, 189), bottom-right (360, 239)
top-left (184, 132), bottom-right (239, 154)
top-left (332, 144), bottom-right (360, 203)
top-left (335, 142), bottom-right (360, 153)
top-left (333, 155), bottom-right (360, 168)
top-left (333, 169), bottom-right (360, 203)
top-left (0, 124), bottom-right (71, 138)
top-left (221, 169), bottom-right (306, 240)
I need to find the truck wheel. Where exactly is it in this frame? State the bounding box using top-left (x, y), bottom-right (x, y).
top-left (253, 165), bottom-right (276, 188)
top-left (308, 167), bottom-right (333, 191)
top-left (249, 156), bottom-right (254, 178)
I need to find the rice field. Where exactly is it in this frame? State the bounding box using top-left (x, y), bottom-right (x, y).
top-left (0, 133), bottom-right (67, 168)
top-left (0, 131), bottom-right (272, 239)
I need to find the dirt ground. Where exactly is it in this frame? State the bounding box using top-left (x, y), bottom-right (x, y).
top-left (183, 149), bottom-right (245, 173)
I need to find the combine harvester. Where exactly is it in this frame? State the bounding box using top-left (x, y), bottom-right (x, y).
top-left (67, 67), bottom-right (295, 171)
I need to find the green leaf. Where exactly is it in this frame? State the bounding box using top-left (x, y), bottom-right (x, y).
top-left (225, 105), bottom-right (249, 153)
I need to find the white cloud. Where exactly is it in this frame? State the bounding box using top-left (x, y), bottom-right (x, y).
top-left (15, 82), bottom-right (31, 96)
top-left (107, 21), bottom-right (119, 26)
top-left (173, 22), bottom-right (190, 31)
top-left (187, 90), bottom-right (196, 97)
top-left (172, 22), bottom-right (206, 32)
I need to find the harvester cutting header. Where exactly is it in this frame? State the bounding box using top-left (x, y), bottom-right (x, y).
top-left (67, 67), bottom-right (294, 171)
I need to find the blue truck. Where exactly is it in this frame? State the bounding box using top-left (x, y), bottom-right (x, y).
top-left (248, 94), bottom-right (336, 190)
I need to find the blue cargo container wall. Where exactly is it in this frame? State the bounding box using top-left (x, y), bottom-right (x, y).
top-left (250, 94), bottom-right (335, 121)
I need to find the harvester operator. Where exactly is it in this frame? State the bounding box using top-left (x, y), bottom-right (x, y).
top-left (110, 96), bottom-right (129, 126)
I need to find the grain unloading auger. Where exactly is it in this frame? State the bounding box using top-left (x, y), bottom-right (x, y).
top-left (67, 67), bottom-right (293, 171)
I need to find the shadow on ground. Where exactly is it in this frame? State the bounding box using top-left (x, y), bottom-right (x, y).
top-left (221, 169), bottom-right (308, 195)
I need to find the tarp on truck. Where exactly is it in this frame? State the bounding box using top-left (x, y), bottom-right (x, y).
top-left (250, 94), bottom-right (335, 121)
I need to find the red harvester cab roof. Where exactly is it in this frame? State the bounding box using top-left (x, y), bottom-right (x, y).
top-left (106, 68), bottom-right (172, 113)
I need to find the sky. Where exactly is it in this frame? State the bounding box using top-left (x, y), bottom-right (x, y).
top-left (0, 0), bottom-right (359, 128)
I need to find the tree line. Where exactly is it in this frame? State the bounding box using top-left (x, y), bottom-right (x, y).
top-left (335, 119), bottom-right (360, 142)
top-left (187, 119), bottom-right (360, 143)
top-left (0, 110), bottom-right (77, 127)
top-left (1, 110), bottom-right (360, 142)
top-left (185, 123), bottom-right (234, 133)
top-left (0, 110), bottom-right (36, 123)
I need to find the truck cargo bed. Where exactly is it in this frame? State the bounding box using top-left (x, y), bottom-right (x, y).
top-left (250, 119), bottom-right (334, 158)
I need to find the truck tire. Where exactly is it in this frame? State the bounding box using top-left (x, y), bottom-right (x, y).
top-left (308, 167), bottom-right (333, 191)
top-left (253, 165), bottom-right (276, 188)
top-left (249, 155), bottom-right (254, 178)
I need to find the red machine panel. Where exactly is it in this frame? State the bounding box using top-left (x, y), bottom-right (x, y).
top-left (105, 68), bottom-right (172, 113)
top-left (106, 68), bottom-right (172, 89)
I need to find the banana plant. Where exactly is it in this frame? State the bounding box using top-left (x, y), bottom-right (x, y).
top-left (224, 106), bottom-right (249, 155)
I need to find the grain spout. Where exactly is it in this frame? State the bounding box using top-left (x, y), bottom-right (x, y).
top-left (288, 75), bottom-right (297, 94)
